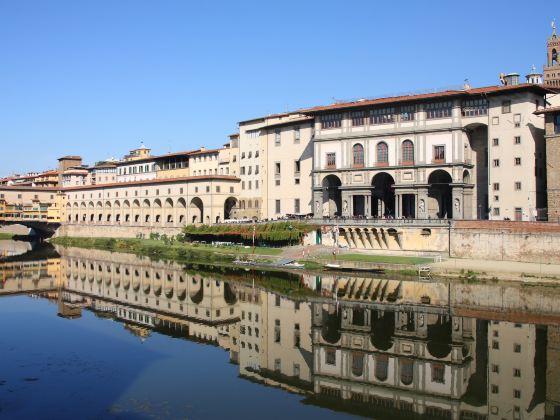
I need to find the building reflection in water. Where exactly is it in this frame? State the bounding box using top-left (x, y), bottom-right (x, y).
top-left (1, 245), bottom-right (559, 420)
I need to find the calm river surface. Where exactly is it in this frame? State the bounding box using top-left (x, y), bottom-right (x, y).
top-left (1, 241), bottom-right (559, 420)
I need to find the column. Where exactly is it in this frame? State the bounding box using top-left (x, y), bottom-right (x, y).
top-left (395, 193), bottom-right (401, 219)
top-left (365, 194), bottom-right (371, 217)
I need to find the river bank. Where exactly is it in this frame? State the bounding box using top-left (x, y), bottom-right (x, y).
top-left (50, 236), bottom-right (560, 286)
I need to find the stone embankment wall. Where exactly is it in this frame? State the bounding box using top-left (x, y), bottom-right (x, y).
top-left (55, 220), bottom-right (560, 264)
top-left (451, 221), bottom-right (560, 264)
top-left (55, 224), bottom-right (183, 239)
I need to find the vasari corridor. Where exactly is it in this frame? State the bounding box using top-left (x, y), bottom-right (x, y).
top-left (2, 2), bottom-right (560, 419)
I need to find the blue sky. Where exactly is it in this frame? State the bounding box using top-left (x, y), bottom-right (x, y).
top-left (0, 0), bottom-right (556, 175)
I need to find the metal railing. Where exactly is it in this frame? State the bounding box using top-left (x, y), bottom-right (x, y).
top-left (309, 217), bottom-right (451, 227)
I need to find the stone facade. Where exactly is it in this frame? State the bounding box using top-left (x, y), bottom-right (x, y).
top-left (307, 85), bottom-right (548, 222)
top-left (536, 107), bottom-right (560, 222)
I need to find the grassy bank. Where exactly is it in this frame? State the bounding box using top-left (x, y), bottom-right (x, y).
top-left (51, 237), bottom-right (281, 264)
top-left (331, 254), bottom-right (433, 265)
top-left (0, 233), bottom-right (15, 240)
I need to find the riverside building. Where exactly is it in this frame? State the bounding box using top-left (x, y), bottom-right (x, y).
top-left (304, 82), bottom-right (549, 221)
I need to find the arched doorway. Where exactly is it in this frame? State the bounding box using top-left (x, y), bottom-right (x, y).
top-left (372, 173), bottom-right (395, 217)
top-left (177, 198), bottom-right (187, 225)
top-left (164, 198), bottom-right (174, 226)
top-left (153, 199), bottom-right (162, 225)
top-left (224, 197), bottom-right (237, 220)
top-left (321, 175), bottom-right (342, 217)
top-left (190, 197), bottom-right (203, 224)
top-left (428, 170), bottom-right (453, 219)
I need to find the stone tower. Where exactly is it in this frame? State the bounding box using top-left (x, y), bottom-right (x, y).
top-left (544, 19), bottom-right (560, 87)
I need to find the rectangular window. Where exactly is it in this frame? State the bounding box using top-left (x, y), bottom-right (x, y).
top-left (555, 114), bottom-right (560, 134)
top-left (515, 157), bottom-right (521, 165)
top-left (515, 182), bottom-right (522, 190)
top-left (206, 186), bottom-right (210, 193)
top-left (502, 100), bottom-right (511, 114)
top-left (326, 153), bottom-right (336, 169)
top-left (326, 349), bottom-right (336, 365)
top-left (321, 113), bottom-right (342, 129)
top-left (240, 166), bottom-right (245, 175)
top-left (370, 107), bottom-right (395, 124)
top-left (514, 113), bottom-right (521, 127)
top-left (493, 159), bottom-right (500, 167)
top-left (255, 165), bottom-right (259, 175)
top-left (461, 99), bottom-right (488, 117)
top-left (492, 364), bottom-right (500, 373)
top-left (275, 129), bottom-right (281, 145)
top-left (493, 138), bottom-right (499, 146)
top-left (514, 343), bottom-right (521, 352)
top-left (294, 199), bottom-right (300, 213)
top-left (275, 200), bottom-right (281, 214)
top-left (351, 110), bottom-right (365, 126)
top-left (513, 368), bottom-right (521, 377)
top-left (493, 183), bottom-right (500, 191)
top-left (294, 160), bottom-right (301, 174)
top-left (492, 116), bottom-right (499, 125)
top-left (491, 385), bottom-right (499, 394)
top-left (493, 208), bottom-right (500, 216)
top-left (494, 195), bottom-right (499, 202)
top-left (294, 126), bottom-right (300, 142)
top-left (514, 136), bottom-right (521, 144)
top-left (275, 179), bottom-right (280, 186)
top-left (275, 162), bottom-right (281, 175)
top-left (255, 180), bottom-right (259, 189)
top-left (515, 207), bottom-right (522, 221)
top-left (399, 105), bottom-right (415, 121)
top-left (434, 145), bottom-right (445, 162)
top-left (514, 389), bottom-right (521, 398)
top-left (295, 178), bottom-right (300, 184)
top-left (241, 181), bottom-right (245, 190)
top-left (216, 186), bottom-right (220, 193)
top-left (248, 181), bottom-right (251, 190)
top-left (425, 101), bottom-right (452, 119)
top-left (246, 129), bottom-right (260, 138)
top-left (431, 364), bottom-right (445, 384)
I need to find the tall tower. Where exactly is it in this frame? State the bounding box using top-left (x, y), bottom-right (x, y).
top-left (544, 19), bottom-right (560, 87)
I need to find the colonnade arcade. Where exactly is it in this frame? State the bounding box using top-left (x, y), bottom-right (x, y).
top-left (316, 170), bottom-right (474, 219)
top-left (66, 196), bottom-right (238, 227)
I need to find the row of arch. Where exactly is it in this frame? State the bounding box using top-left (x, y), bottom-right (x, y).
top-left (65, 196), bottom-right (238, 226)
top-left (320, 169), bottom-right (469, 219)
top-left (351, 140), bottom-right (414, 167)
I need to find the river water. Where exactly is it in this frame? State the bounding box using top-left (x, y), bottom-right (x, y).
top-left (1, 240), bottom-right (559, 420)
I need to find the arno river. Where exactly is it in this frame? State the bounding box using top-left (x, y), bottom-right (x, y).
top-left (1, 240), bottom-right (559, 420)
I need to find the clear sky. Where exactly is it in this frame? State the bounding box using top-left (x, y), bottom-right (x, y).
top-left (0, 0), bottom-right (556, 175)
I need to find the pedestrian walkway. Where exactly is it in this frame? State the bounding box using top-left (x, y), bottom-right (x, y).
top-left (431, 258), bottom-right (560, 280)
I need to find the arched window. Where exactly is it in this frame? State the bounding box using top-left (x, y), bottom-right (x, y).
top-left (402, 140), bottom-right (414, 164)
top-left (376, 142), bottom-right (388, 165)
top-left (553, 48), bottom-right (558, 65)
top-left (352, 143), bottom-right (364, 167)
